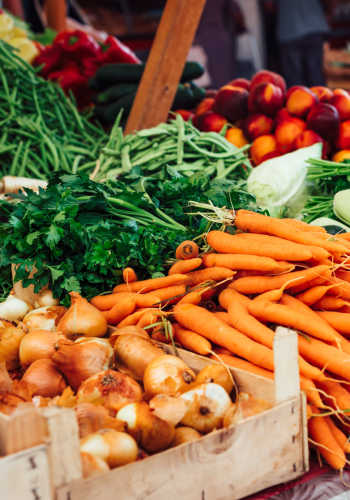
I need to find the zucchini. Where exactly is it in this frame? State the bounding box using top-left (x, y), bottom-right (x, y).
top-left (180, 62), bottom-right (205, 83)
top-left (97, 83), bottom-right (138, 104)
top-left (171, 83), bottom-right (205, 110)
top-left (95, 63), bottom-right (145, 89)
top-left (104, 93), bottom-right (135, 124)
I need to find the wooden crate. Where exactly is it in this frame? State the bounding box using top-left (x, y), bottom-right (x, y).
top-left (324, 42), bottom-right (350, 91)
top-left (0, 328), bottom-right (308, 500)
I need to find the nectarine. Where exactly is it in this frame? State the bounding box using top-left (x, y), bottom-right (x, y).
top-left (244, 113), bottom-right (274, 140)
top-left (286, 86), bottom-right (318, 117)
top-left (331, 89), bottom-right (350, 121)
top-left (193, 111), bottom-right (227, 132)
top-left (250, 134), bottom-right (279, 166)
top-left (249, 82), bottom-right (284, 116)
top-left (275, 117), bottom-right (306, 154)
top-left (225, 127), bottom-right (249, 148)
top-left (336, 120), bottom-right (350, 150)
top-left (307, 103), bottom-right (340, 141)
top-left (310, 86), bottom-right (333, 103)
top-left (250, 70), bottom-right (286, 93)
top-left (213, 86), bottom-right (248, 122)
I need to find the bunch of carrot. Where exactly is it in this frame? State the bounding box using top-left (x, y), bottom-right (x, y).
top-left (91, 210), bottom-right (350, 471)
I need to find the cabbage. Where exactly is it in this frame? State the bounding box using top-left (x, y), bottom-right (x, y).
top-left (247, 143), bottom-right (323, 218)
top-left (333, 189), bottom-right (350, 225)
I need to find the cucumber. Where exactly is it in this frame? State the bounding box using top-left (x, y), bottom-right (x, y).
top-left (95, 63), bottom-right (145, 89)
top-left (180, 62), bottom-right (205, 83)
top-left (104, 93), bottom-right (135, 124)
top-left (97, 83), bottom-right (138, 104)
top-left (171, 83), bottom-right (205, 110)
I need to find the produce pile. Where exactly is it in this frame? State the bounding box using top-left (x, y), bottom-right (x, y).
top-left (0, 9), bottom-right (38, 63)
top-left (0, 293), bottom-right (271, 477)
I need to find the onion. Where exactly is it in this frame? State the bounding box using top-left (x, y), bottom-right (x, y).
top-left (0, 294), bottom-right (31, 322)
top-left (0, 323), bottom-right (25, 370)
top-left (75, 403), bottom-right (125, 438)
top-left (52, 337), bottom-right (113, 391)
top-left (21, 358), bottom-right (66, 397)
top-left (114, 334), bottom-right (163, 380)
top-left (0, 393), bottom-right (26, 415)
top-left (224, 392), bottom-right (272, 426)
top-left (80, 429), bottom-right (138, 468)
top-left (77, 369), bottom-right (143, 412)
top-left (34, 289), bottom-right (60, 308)
top-left (81, 452), bottom-right (110, 478)
top-left (22, 306), bottom-right (66, 332)
top-left (0, 361), bottom-right (12, 393)
top-left (57, 292), bottom-right (107, 338)
top-left (143, 355), bottom-right (195, 398)
top-left (117, 401), bottom-right (175, 453)
top-left (109, 325), bottom-right (149, 346)
top-left (19, 329), bottom-right (63, 367)
top-left (180, 383), bottom-right (232, 433)
top-left (171, 426), bottom-right (202, 447)
top-left (194, 365), bottom-right (234, 395)
top-left (149, 394), bottom-right (188, 426)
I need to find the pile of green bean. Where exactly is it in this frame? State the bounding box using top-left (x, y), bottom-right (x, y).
top-left (0, 41), bottom-right (107, 179)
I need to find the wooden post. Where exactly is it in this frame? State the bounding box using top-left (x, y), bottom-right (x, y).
top-left (125, 0), bottom-right (206, 134)
top-left (273, 327), bottom-right (300, 404)
top-left (45, 0), bottom-right (67, 33)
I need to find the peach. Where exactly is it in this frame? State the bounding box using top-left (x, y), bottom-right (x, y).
top-left (335, 120), bottom-right (350, 150)
top-left (332, 149), bottom-right (350, 162)
top-left (331, 89), bottom-right (350, 121)
top-left (225, 127), bottom-right (249, 148)
top-left (213, 85), bottom-right (249, 122)
top-left (250, 134), bottom-right (279, 166)
top-left (244, 113), bottom-right (274, 140)
top-left (248, 82), bottom-right (285, 116)
top-left (193, 111), bottom-right (227, 132)
top-left (195, 97), bottom-right (214, 116)
top-left (294, 129), bottom-right (325, 156)
top-left (173, 110), bottom-right (194, 121)
top-left (285, 85), bottom-right (300, 100)
top-left (227, 78), bottom-right (251, 91)
top-left (310, 86), bottom-right (334, 103)
top-left (275, 108), bottom-right (292, 124)
top-left (286, 86), bottom-right (318, 117)
top-left (275, 117), bottom-right (306, 154)
top-left (250, 70), bottom-right (286, 93)
top-left (307, 102), bottom-right (340, 141)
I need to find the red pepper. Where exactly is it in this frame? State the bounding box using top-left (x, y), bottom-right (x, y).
top-left (99, 36), bottom-right (140, 65)
top-left (48, 65), bottom-right (94, 109)
top-left (53, 30), bottom-right (100, 60)
top-left (33, 45), bottom-right (63, 77)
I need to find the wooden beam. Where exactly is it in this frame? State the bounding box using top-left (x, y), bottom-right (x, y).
top-left (125, 0), bottom-right (206, 134)
top-left (45, 0), bottom-right (67, 33)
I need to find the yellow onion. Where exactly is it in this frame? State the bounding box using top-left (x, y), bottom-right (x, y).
top-left (149, 394), bottom-right (188, 426)
top-left (81, 451), bottom-right (110, 478)
top-left (0, 392), bottom-right (26, 415)
top-left (194, 365), bottom-right (234, 395)
top-left (19, 329), bottom-right (63, 367)
top-left (224, 392), bottom-right (272, 426)
top-left (143, 355), bottom-right (195, 398)
top-left (57, 292), bottom-right (107, 338)
top-left (77, 369), bottom-right (142, 412)
top-left (0, 361), bottom-right (12, 393)
top-left (21, 358), bottom-right (66, 397)
top-left (0, 294), bottom-right (31, 322)
top-left (0, 323), bottom-right (25, 370)
top-left (171, 426), bottom-right (202, 447)
top-left (52, 337), bottom-right (113, 391)
top-left (75, 403), bottom-right (125, 438)
top-left (117, 401), bottom-right (175, 453)
top-left (80, 429), bottom-right (138, 468)
top-left (180, 383), bottom-right (232, 433)
top-left (22, 306), bottom-right (66, 332)
top-left (34, 289), bottom-right (60, 308)
top-left (114, 334), bottom-right (163, 380)
top-left (109, 325), bottom-right (149, 346)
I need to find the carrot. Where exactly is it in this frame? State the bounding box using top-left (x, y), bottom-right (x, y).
top-left (336, 270), bottom-right (350, 283)
top-left (151, 285), bottom-right (186, 303)
top-left (173, 324), bottom-right (212, 355)
top-left (137, 311), bottom-right (158, 329)
top-left (117, 308), bottom-right (159, 327)
top-left (207, 231), bottom-right (313, 261)
top-left (135, 294), bottom-right (161, 308)
top-left (186, 267), bottom-right (235, 286)
top-left (326, 417), bottom-right (350, 453)
top-left (219, 288), bottom-right (324, 382)
top-left (338, 233), bottom-right (350, 241)
top-left (202, 253), bottom-right (294, 274)
top-left (235, 210), bottom-right (348, 255)
top-left (213, 311), bottom-right (231, 324)
top-left (316, 379), bottom-right (350, 412)
top-left (102, 296), bottom-right (136, 325)
top-left (318, 311), bottom-right (350, 336)
top-left (231, 265), bottom-right (330, 295)
top-left (168, 258), bottom-right (202, 276)
top-left (91, 292), bottom-right (133, 310)
top-left (308, 406), bottom-right (347, 470)
top-left (329, 278), bottom-right (350, 300)
top-left (314, 297), bottom-right (349, 311)
top-left (113, 274), bottom-right (189, 294)
top-left (122, 267), bottom-right (137, 283)
top-left (283, 218), bottom-right (327, 233)
top-left (178, 289), bottom-right (203, 305)
top-left (174, 303), bottom-right (275, 371)
top-left (288, 275), bottom-right (332, 294)
top-left (175, 240), bottom-right (199, 260)
top-left (297, 285), bottom-right (339, 306)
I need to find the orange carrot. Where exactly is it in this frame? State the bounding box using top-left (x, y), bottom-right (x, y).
top-left (314, 296), bottom-right (349, 311)
top-left (338, 233), bottom-right (350, 241)
top-left (91, 292), bottom-right (133, 310)
top-left (329, 278), bottom-right (350, 300)
top-left (235, 210), bottom-right (348, 255)
top-left (186, 267), bottom-right (235, 286)
top-left (296, 285), bottom-right (339, 306)
top-left (151, 285), bottom-right (186, 303)
top-left (178, 289), bottom-right (203, 305)
top-left (202, 253), bottom-right (294, 274)
top-left (336, 270), bottom-right (350, 283)
top-left (173, 324), bottom-right (212, 355)
top-left (122, 267), bottom-right (137, 283)
top-left (231, 265), bottom-right (330, 295)
top-left (117, 308), bottom-right (160, 327)
top-left (113, 274), bottom-right (189, 294)
top-left (137, 311), bottom-right (158, 329)
top-left (318, 311), bottom-right (350, 336)
top-left (317, 379), bottom-right (350, 412)
top-left (308, 406), bottom-right (347, 470)
top-left (175, 240), bottom-right (199, 260)
top-left (102, 296), bottom-right (136, 325)
top-left (213, 311), bottom-right (231, 323)
top-left (207, 231), bottom-right (313, 261)
top-left (168, 258), bottom-right (202, 276)
top-left (174, 303), bottom-right (275, 371)
top-left (327, 417), bottom-right (350, 453)
top-left (283, 218), bottom-right (327, 233)
top-left (288, 275), bottom-right (332, 294)
top-left (135, 294), bottom-right (161, 308)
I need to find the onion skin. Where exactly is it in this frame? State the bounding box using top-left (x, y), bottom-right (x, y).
top-left (75, 403), bottom-right (125, 438)
top-left (143, 355), bottom-right (196, 398)
top-left (0, 324), bottom-right (25, 370)
top-left (52, 338), bottom-right (113, 391)
top-left (22, 306), bottom-right (66, 332)
top-left (171, 426), bottom-right (202, 447)
top-left (194, 365), bottom-right (234, 395)
top-left (81, 451), bottom-right (110, 478)
top-left (22, 358), bottom-right (67, 397)
top-left (149, 394), bottom-right (188, 426)
top-left (80, 429), bottom-right (138, 468)
top-left (19, 330), bottom-right (63, 367)
top-left (109, 325), bottom-right (149, 346)
top-left (0, 295), bottom-right (31, 322)
top-left (34, 289), bottom-right (60, 308)
top-left (114, 335), bottom-right (163, 380)
top-left (77, 369), bottom-right (143, 412)
top-left (57, 292), bottom-right (107, 338)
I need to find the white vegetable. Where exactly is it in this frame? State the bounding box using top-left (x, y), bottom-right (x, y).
top-left (0, 294), bottom-right (31, 322)
top-left (333, 189), bottom-right (350, 226)
top-left (247, 143), bottom-right (322, 217)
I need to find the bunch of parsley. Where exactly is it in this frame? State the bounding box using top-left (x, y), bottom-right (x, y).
top-left (0, 173), bottom-right (258, 305)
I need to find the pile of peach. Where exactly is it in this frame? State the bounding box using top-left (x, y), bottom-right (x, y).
top-left (178, 70), bottom-right (350, 166)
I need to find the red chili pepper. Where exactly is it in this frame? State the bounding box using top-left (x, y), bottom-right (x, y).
top-left (99, 35), bottom-right (140, 65)
top-left (33, 45), bottom-right (63, 77)
top-left (53, 30), bottom-right (100, 60)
